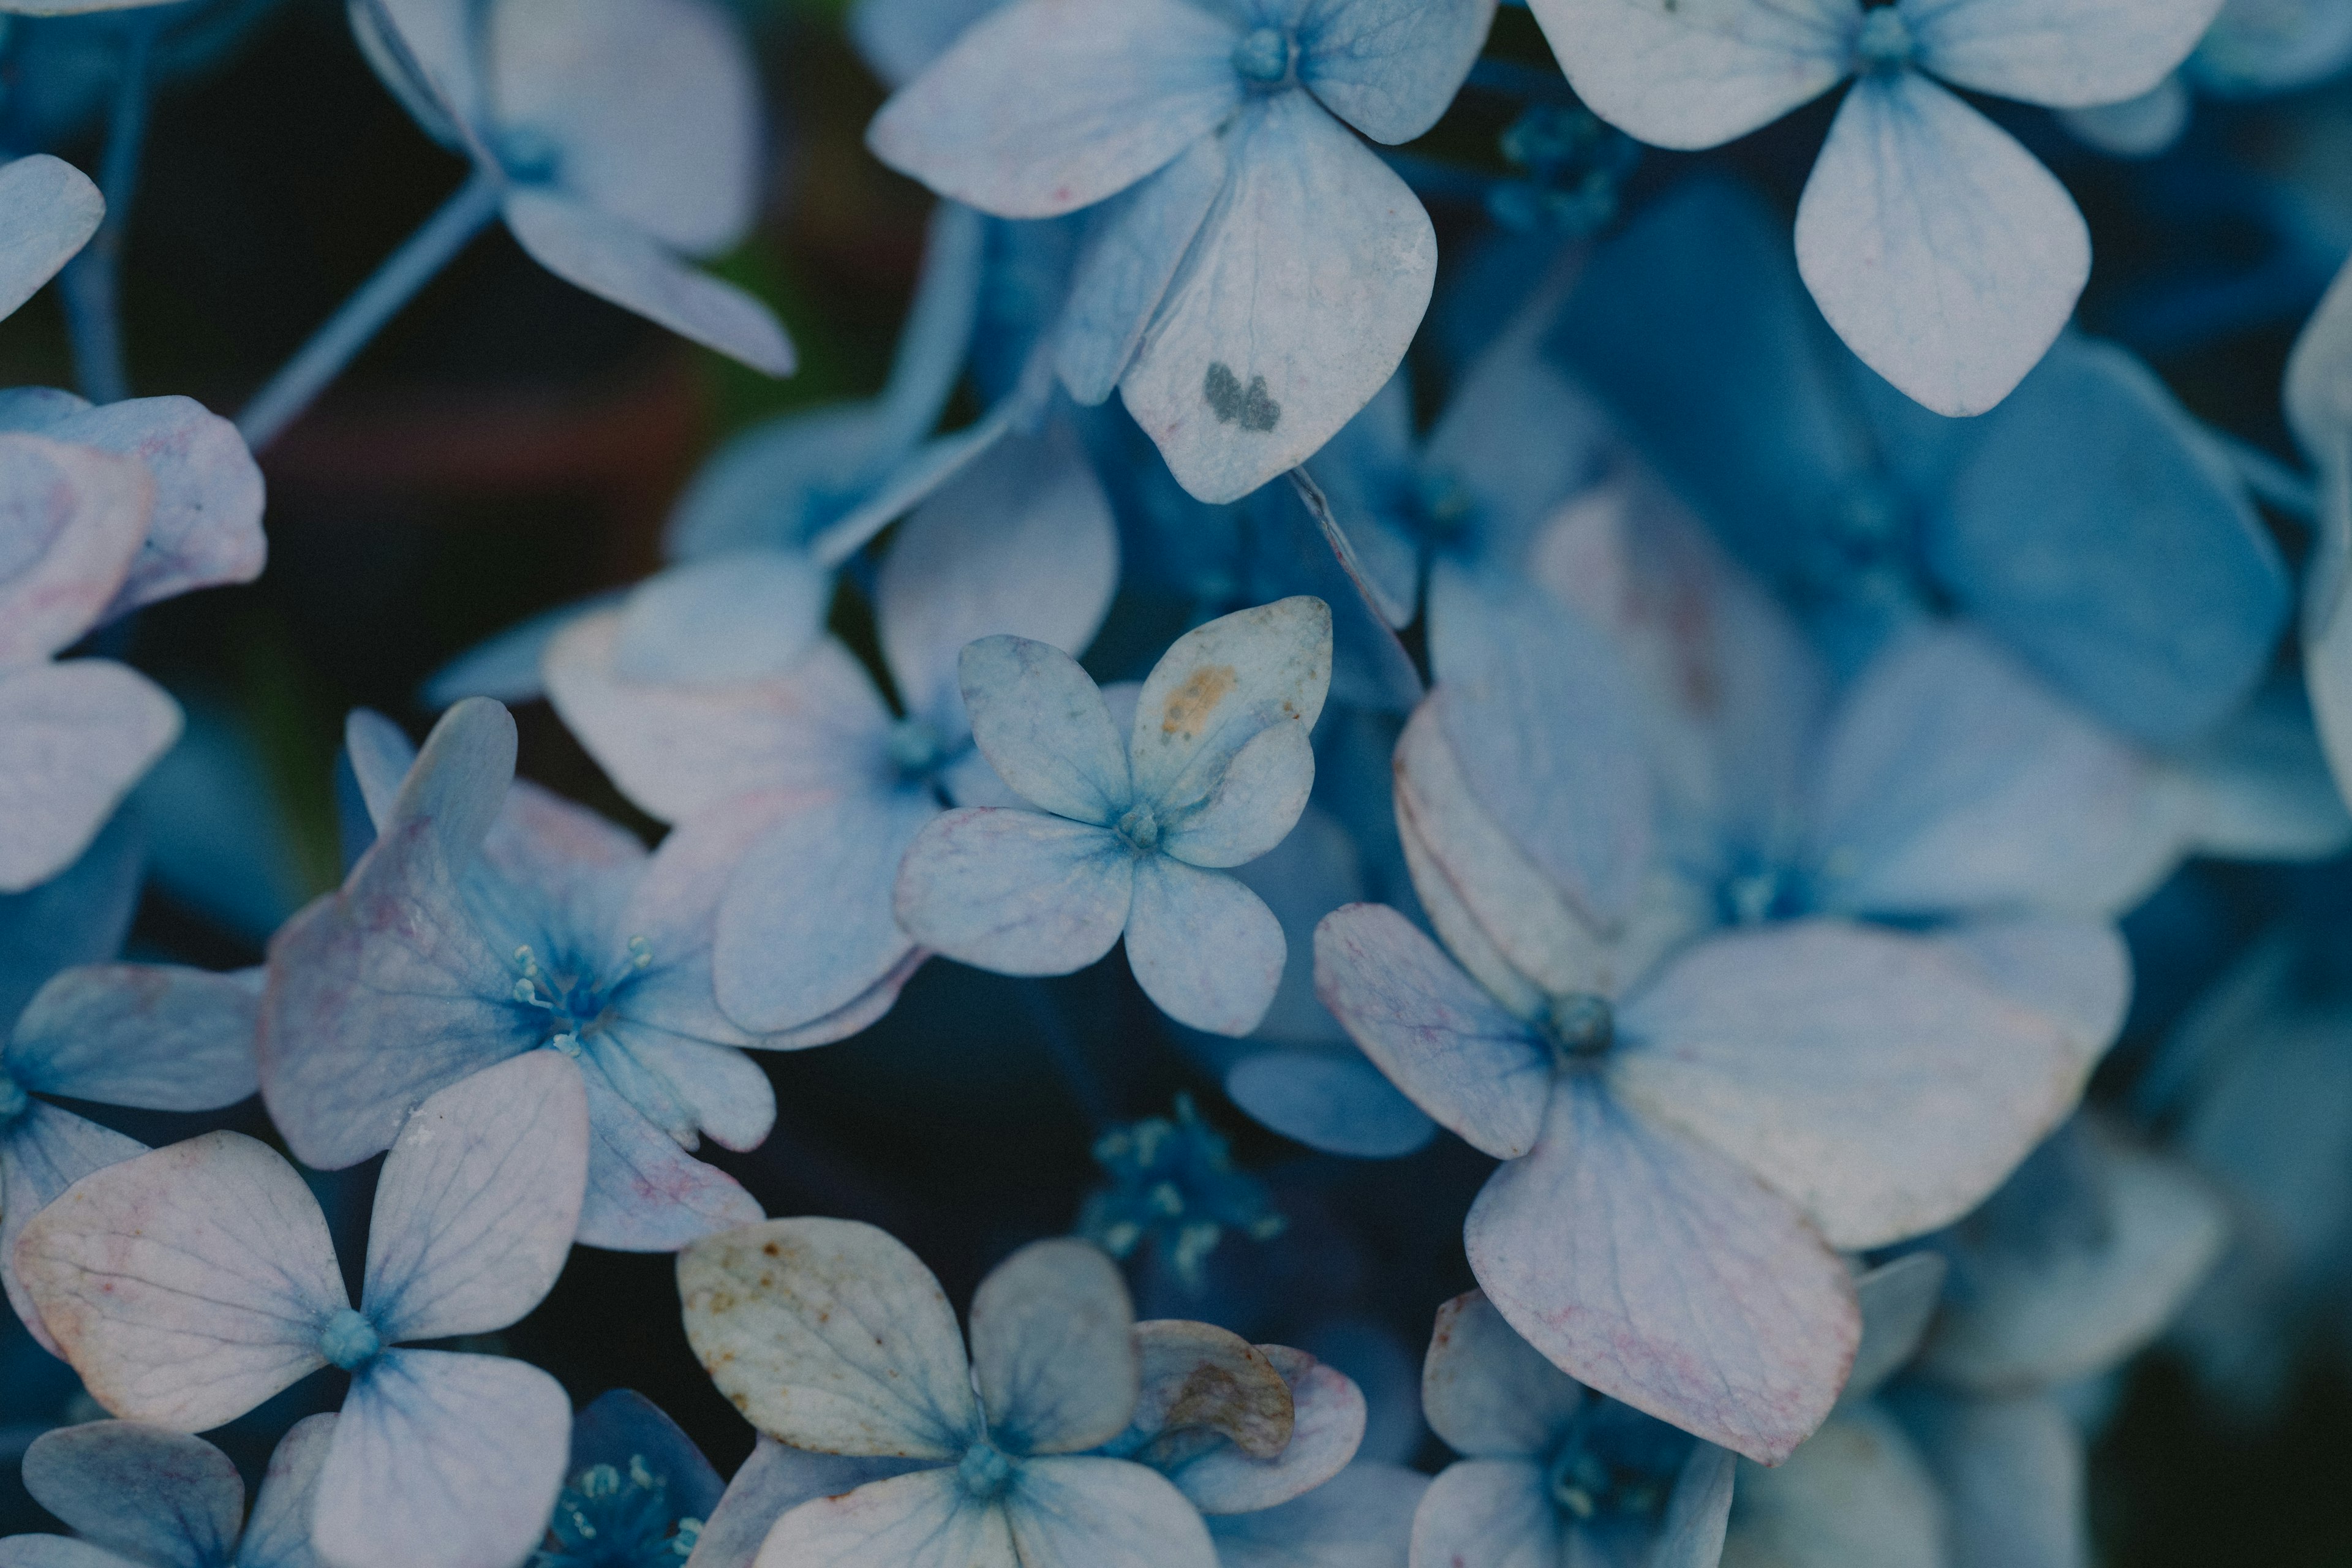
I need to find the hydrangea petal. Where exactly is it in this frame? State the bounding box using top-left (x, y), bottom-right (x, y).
top-left (1653, 1442), bottom-right (1736, 1568)
top-left (1005, 1456), bottom-right (1218, 1568)
top-left (0, 813), bottom-right (141, 1022)
top-left (893, 809), bottom-right (1135, 976)
top-left (1120, 96), bottom-right (1433, 505)
top-left (570, 1390), bottom-right (724, 1517)
top-left (689, 1437), bottom-right (924, 1568)
top-left (314, 1349), bottom-right (572, 1568)
top-left (0, 1104), bottom-right (145, 1357)
top-left (1722, 1403), bottom-right (1946, 1566)
top-left (0, 156), bottom-right (102, 321)
top-left (361, 1052), bottom-right (589, 1341)
top-left (503, 190), bottom-right (794, 375)
top-left (11, 962), bottom-right (257, 1109)
top-left (1926, 916), bottom-right (2128, 1064)
top-left (0, 434), bottom-right (151, 666)
top-left (1125, 1321), bottom-right (1294, 1461)
top-left (1523, 0), bottom-right (1857, 149)
top-left (678, 1216), bottom-right (981, 1458)
top-left (1207, 1461), bottom-right (1427, 1568)
top-left (971, 1238), bottom-right (1138, 1454)
top-left (14, 1131), bottom-right (342, 1430)
top-left (420, 590), bottom-right (624, 708)
top-left (1421, 1289), bottom-right (1583, 1459)
top-left (1842, 1253), bottom-right (1949, 1408)
top-left (1464, 1078), bottom-right (1858, 1465)
top-left (1298, 0), bottom-right (1496, 145)
top-left (1894, 1391), bottom-right (2083, 1568)
top-left (865, 0), bottom-right (1241, 219)
top-left (0, 662), bottom-right (180, 894)
top-left (0, 1526), bottom-right (145, 1564)
top-left (1163, 1344), bottom-right (1363, 1513)
top-left (959, 638), bottom-right (1132, 824)
top-left (574, 1061), bottom-right (761, 1250)
top-left (1056, 141), bottom-right (1228, 407)
top-left (1158, 722), bottom-right (1316, 871)
top-left (612, 553), bottom-right (836, 686)
top-left (1127, 856), bottom-right (1285, 1036)
top-left (237, 1414), bottom-right (337, 1568)
top-left (879, 424), bottom-right (1119, 735)
top-left (1313, 903), bottom-right (1549, 1159)
top-left (1131, 597), bottom-right (1332, 812)
top-left (18, 1423), bottom-right (243, 1568)
top-left (1223, 1051), bottom-right (1436, 1159)
top-left (756, 1467), bottom-right (1016, 1568)
top-left (1903, 0), bottom-right (2227, 108)
top-left (1405, 1458), bottom-right (1556, 1568)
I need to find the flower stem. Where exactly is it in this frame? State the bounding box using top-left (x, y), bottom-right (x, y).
top-left (58, 16), bottom-right (160, 404)
top-left (236, 170), bottom-right (503, 452)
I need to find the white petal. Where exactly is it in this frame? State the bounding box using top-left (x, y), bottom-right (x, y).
top-left (1902, 0), bottom-right (2226, 108)
top-left (755, 1468), bottom-right (1016, 1568)
top-left (1005, 1457), bottom-right (1219, 1568)
top-left (0, 662), bottom-right (181, 894)
top-left (1523, 0), bottom-right (1857, 148)
top-left (0, 156), bottom-right (103, 320)
top-left (1127, 856), bottom-right (1286, 1036)
top-left (0, 432), bottom-right (152, 665)
top-left (970, 1237), bottom-right (1138, 1453)
top-left (1419, 1289), bottom-right (1583, 1459)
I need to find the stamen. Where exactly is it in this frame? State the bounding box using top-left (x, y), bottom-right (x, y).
top-left (1117, 802), bottom-right (1162, 853)
top-left (1232, 26), bottom-right (1296, 87)
top-left (319, 1307), bottom-right (382, 1371)
top-left (958, 1438), bottom-right (1019, 1500)
top-left (1854, 7), bottom-right (1915, 72)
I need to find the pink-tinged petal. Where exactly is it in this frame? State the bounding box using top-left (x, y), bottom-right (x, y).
top-left (893, 809), bottom-right (1135, 977)
top-left (1464, 1079), bottom-right (1857, 1465)
top-left (1420, 1289), bottom-right (1584, 1459)
top-left (0, 661), bottom-right (179, 894)
top-left (687, 1437), bottom-right (922, 1568)
top-left (18, 1422), bottom-right (243, 1566)
top-left (1126, 857), bottom-right (1284, 1037)
top-left (0, 434), bottom-right (149, 663)
top-left (13, 1131), bottom-right (343, 1431)
top-left (0, 1105), bottom-right (145, 1357)
top-left (573, 1055), bottom-right (762, 1252)
top-left (12, 963), bottom-right (260, 1109)
top-left (1311, 903), bottom-right (1549, 1161)
top-left (756, 1467), bottom-right (1014, 1568)
top-left (39, 397), bottom-right (266, 619)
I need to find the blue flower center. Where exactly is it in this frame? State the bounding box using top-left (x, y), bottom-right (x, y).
top-left (494, 125), bottom-right (565, 184)
top-left (1853, 7), bottom-right (1915, 72)
top-left (511, 940), bottom-right (654, 1050)
top-left (1414, 469), bottom-right (1478, 545)
top-left (958, 1439), bottom-right (1019, 1501)
top-left (888, 717), bottom-right (949, 779)
top-left (0, 1071), bottom-right (26, 1128)
top-left (319, 1308), bottom-right (383, 1371)
top-left (533, 1455), bottom-right (703, 1567)
top-left (1544, 1399), bottom-right (1696, 1523)
top-left (1542, 993), bottom-right (1613, 1065)
top-left (1117, 802), bottom-right (1163, 853)
top-left (1232, 27), bottom-right (1296, 87)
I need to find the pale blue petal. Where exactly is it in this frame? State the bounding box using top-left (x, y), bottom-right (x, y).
top-left (1206, 1461), bottom-right (1427, 1568)
top-left (1127, 856), bottom-right (1286, 1036)
top-left (342, 709), bottom-right (416, 832)
top-left (1298, 374), bottom-right (1417, 626)
top-left (714, 791), bottom-right (937, 1031)
top-left (315, 1350), bottom-right (572, 1568)
top-left (1794, 70), bottom-right (2088, 417)
top-left (1651, 1442), bottom-right (1735, 1568)
top-left (1723, 1404), bottom-right (1946, 1566)
top-left (0, 1103), bottom-right (143, 1357)
top-left (0, 812), bottom-right (141, 1024)
top-left (1926, 916), bottom-right (2127, 1063)
top-left (2165, 680), bottom-right (2352, 861)
top-left (2194, 0), bottom-right (2352, 94)
top-left (1224, 1051), bottom-right (1436, 1158)
top-left (0, 1531), bottom-right (144, 1564)
top-left (960, 639), bottom-right (1132, 824)
top-left (878, 421), bottom-right (1119, 735)
top-left (486, 0), bottom-right (761, 255)
top-left (597, 1032), bottom-right (774, 1152)
top-left (872, 201), bottom-right (990, 455)
top-left (892, 810), bottom-right (1134, 976)
top-left (18, 1422), bottom-right (241, 1568)
top-left (0, 386), bottom-right (91, 429)
top-left (686, 1437), bottom-right (923, 1568)
top-left (1055, 140), bottom-right (1227, 406)
top-left (1522, 0), bottom-right (1856, 148)
top-left (808, 406), bottom-right (1025, 568)
top-left (612, 552), bottom-right (835, 685)
top-left (865, 0), bottom-right (1240, 218)
top-left (1842, 1253), bottom-right (1948, 1407)
top-left (1902, 0), bottom-right (2225, 107)
top-left (12, 1131), bottom-right (341, 1431)
top-left (503, 190), bottom-right (794, 375)
top-left (1298, 0), bottom-right (1495, 144)
top-left (1404, 1458), bottom-right (1556, 1568)
top-left (1160, 722), bottom-right (1316, 870)
top-left (1422, 344), bottom-right (1613, 579)
top-left (0, 431), bottom-right (149, 665)
top-left (1893, 1390), bottom-right (2082, 1568)
top-left (1932, 334), bottom-right (2285, 747)
top-left (1119, 95), bottom-right (1433, 505)
top-left (420, 590), bottom-right (625, 707)
top-left (1131, 597), bottom-right (1332, 812)
top-left (971, 1238), bottom-right (1137, 1453)
top-left (358, 0), bottom-right (482, 136)
top-left (1310, 903), bottom-right (1550, 1159)
top-left (0, 156), bottom-right (102, 322)
top-left (665, 403), bottom-right (907, 561)
top-left (362, 1052), bottom-right (588, 1341)
top-left (10, 963), bottom-right (259, 1109)
top-left (574, 1058), bottom-right (764, 1251)
top-left (1420, 1289), bottom-right (1583, 1459)
top-left (1464, 1079), bottom-right (1858, 1466)
top-left (569, 1389), bottom-right (724, 1519)
top-left (757, 1468), bottom-right (1014, 1568)
top-left (1005, 1457), bottom-right (1218, 1568)
top-left (1613, 920), bottom-right (2094, 1250)
top-left (238, 1414), bottom-right (337, 1568)
top-left (2059, 77), bottom-right (2189, 157)
top-left (850, 0), bottom-right (1006, 85)
top-left (677, 1216), bottom-right (981, 1458)
top-left (0, 662), bottom-right (180, 896)
top-left (477, 777), bottom-right (646, 943)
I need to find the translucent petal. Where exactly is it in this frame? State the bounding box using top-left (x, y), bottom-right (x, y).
top-left (677, 1216), bottom-right (981, 1458)
top-left (2058, 76), bottom-right (2189, 157)
top-left (1523, 0), bottom-right (1856, 148)
top-left (1311, 903), bottom-right (1550, 1160)
top-left (14, 1131), bottom-right (342, 1431)
top-left (755, 1467), bottom-right (1015, 1568)
top-left (569, 1389), bottom-right (724, 1517)
top-left (1126, 856), bottom-right (1286, 1036)
top-left (1404, 1458), bottom-right (1556, 1568)
top-left (864, 0), bottom-right (1240, 218)
top-left (1206, 1461), bottom-right (1428, 1568)
top-left (238, 1414), bottom-right (337, 1568)
top-left (11, 963), bottom-right (260, 1109)
top-left (1794, 71), bottom-right (2089, 417)
top-left (849, 0), bottom-right (1005, 85)
top-left (0, 434), bottom-right (151, 665)
top-left (1902, 0), bottom-right (2226, 108)
top-left (18, 1423), bottom-right (242, 1568)
top-left (1722, 1403), bottom-right (1946, 1567)
top-left (0, 810), bottom-right (142, 1023)
top-left (690, 1438), bottom-right (923, 1568)
top-left (0, 662), bottom-right (179, 894)
top-left (612, 553), bottom-right (836, 686)
top-left (1841, 1253), bottom-right (1948, 1408)
top-left (342, 708), bottom-right (416, 831)
top-left (665, 402), bottom-right (907, 562)
top-left (0, 156), bottom-right (102, 321)
top-left (315, 1349), bottom-right (572, 1568)
top-left (1653, 1442), bottom-right (1736, 1568)
top-left (573, 1059), bottom-right (764, 1251)
top-left (1056, 141), bottom-right (1227, 407)
top-left (1926, 916), bottom-right (2128, 1065)
top-left (959, 637), bottom-right (1133, 825)
top-left (893, 809), bottom-right (1136, 976)
top-left (1004, 1456), bottom-right (1218, 1568)
top-left (1464, 1079), bottom-right (1858, 1465)
top-left (971, 1237), bottom-right (1138, 1453)
top-left (1119, 96), bottom-right (1434, 505)
top-left (1130, 597), bottom-right (1332, 813)
top-left (418, 590), bottom-right (622, 708)
top-left (0, 1104), bottom-right (144, 1357)
top-left (1223, 1051), bottom-right (1436, 1159)
top-left (1420, 1289), bottom-right (1584, 1459)
top-left (1298, 0), bottom-right (1496, 144)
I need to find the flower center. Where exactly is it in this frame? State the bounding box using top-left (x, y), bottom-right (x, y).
top-left (888, 717), bottom-right (949, 778)
top-left (534, 1455), bottom-right (703, 1567)
top-left (1542, 992), bottom-right (1613, 1066)
top-left (1117, 802), bottom-right (1163, 853)
top-left (958, 1439), bottom-right (1019, 1501)
top-left (1544, 1400), bottom-right (1696, 1524)
top-left (1853, 7), bottom-right (1915, 72)
top-left (319, 1308), bottom-right (383, 1371)
top-left (511, 941), bottom-right (652, 1051)
top-left (1232, 26), bottom-right (1296, 87)
top-left (1414, 469), bottom-right (1477, 543)
top-left (0, 1071), bottom-right (26, 1127)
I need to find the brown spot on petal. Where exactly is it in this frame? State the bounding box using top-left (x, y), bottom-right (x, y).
top-left (1162, 665), bottom-right (1238, 739)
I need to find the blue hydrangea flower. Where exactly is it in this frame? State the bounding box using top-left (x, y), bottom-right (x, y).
top-left (1412, 1289), bottom-right (1735, 1568)
top-left (1, 1415), bottom-right (334, 1568)
top-left (895, 596), bottom-right (1333, 1035)
top-left (354, 0), bottom-right (791, 372)
top-left (546, 423), bottom-right (1119, 1038)
top-left (1530, 0), bottom-right (2226, 413)
top-left (1553, 178), bottom-right (2288, 750)
top-left (15, 1052), bottom-right (589, 1568)
top-left (533, 1390), bottom-right (725, 1567)
top-left (259, 699), bottom-right (773, 1250)
top-left (867, 0), bottom-right (1494, 502)
top-left (1078, 1094), bottom-right (1286, 1292)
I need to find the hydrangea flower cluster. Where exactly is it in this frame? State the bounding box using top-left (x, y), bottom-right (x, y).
top-left (4, 0), bottom-right (2351, 1561)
